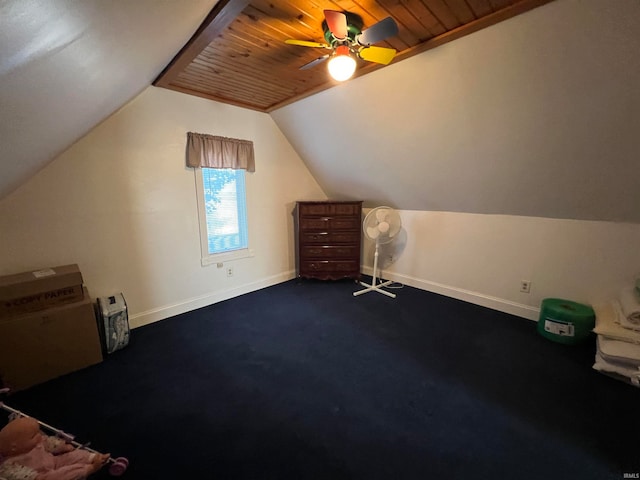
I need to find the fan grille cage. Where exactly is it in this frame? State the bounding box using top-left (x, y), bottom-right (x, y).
top-left (363, 206), bottom-right (401, 244)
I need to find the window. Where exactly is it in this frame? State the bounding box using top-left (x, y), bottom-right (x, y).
top-left (195, 167), bottom-right (251, 265)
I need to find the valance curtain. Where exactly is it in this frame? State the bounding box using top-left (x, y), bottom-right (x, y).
top-left (186, 132), bottom-right (255, 172)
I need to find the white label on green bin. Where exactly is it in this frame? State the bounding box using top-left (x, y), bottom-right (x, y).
top-left (544, 318), bottom-right (575, 336)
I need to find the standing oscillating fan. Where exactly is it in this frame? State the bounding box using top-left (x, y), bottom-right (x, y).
top-left (353, 206), bottom-right (402, 298)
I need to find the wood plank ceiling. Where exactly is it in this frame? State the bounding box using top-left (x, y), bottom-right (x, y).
top-left (154, 0), bottom-right (554, 113)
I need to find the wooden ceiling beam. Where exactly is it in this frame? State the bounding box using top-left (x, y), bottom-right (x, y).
top-left (154, 0), bottom-right (250, 87)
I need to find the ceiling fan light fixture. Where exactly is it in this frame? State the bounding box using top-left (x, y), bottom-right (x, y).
top-left (287, 12), bottom-right (399, 80)
top-left (327, 48), bottom-right (356, 82)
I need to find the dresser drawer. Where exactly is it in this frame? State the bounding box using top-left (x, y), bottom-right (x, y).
top-left (301, 245), bottom-right (359, 259)
top-left (300, 231), bottom-right (360, 244)
top-left (300, 217), bottom-right (360, 231)
top-left (300, 260), bottom-right (359, 273)
top-left (299, 203), bottom-right (361, 216)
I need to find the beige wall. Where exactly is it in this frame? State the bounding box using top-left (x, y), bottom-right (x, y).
top-left (2, 0), bottom-right (639, 327)
top-left (0, 86), bottom-right (326, 327)
top-left (361, 210), bottom-right (640, 320)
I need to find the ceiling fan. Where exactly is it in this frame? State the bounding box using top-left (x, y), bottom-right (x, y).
top-left (285, 10), bottom-right (399, 82)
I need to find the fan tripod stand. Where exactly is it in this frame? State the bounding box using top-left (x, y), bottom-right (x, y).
top-left (353, 240), bottom-right (396, 298)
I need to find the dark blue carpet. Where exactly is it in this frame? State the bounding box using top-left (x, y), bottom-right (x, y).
top-left (3, 279), bottom-right (639, 479)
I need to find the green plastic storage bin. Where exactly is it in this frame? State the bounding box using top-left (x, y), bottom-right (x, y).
top-left (537, 298), bottom-right (595, 345)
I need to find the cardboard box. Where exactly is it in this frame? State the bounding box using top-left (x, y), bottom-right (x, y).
top-left (0, 264), bottom-right (84, 318)
top-left (0, 288), bottom-right (102, 391)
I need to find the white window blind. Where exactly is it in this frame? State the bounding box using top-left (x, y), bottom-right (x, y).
top-left (195, 168), bottom-right (251, 265)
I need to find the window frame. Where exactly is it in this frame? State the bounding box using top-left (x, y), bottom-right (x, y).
top-left (194, 167), bottom-right (253, 266)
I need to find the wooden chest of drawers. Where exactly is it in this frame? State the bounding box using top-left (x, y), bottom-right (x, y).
top-left (295, 201), bottom-right (363, 280)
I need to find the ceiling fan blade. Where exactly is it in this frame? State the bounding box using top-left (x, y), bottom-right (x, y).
top-left (357, 17), bottom-right (399, 45)
top-left (299, 54), bottom-right (330, 70)
top-left (285, 39), bottom-right (329, 48)
top-left (359, 45), bottom-right (396, 65)
top-left (324, 10), bottom-right (348, 40)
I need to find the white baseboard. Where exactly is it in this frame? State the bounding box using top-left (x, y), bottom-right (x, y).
top-left (129, 270), bottom-right (297, 328)
top-left (361, 266), bottom-right (540, 321)
top-left (130, 268), bottom-right (539, 329)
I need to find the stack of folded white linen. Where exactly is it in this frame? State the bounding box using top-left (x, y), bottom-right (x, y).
top-left (592, 286), bottom-right (640, 386)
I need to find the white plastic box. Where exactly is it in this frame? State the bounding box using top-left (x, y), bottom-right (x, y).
top-left (97, 293), bottom-right (130, 354)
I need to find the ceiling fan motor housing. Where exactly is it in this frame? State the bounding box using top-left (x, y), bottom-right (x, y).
top-left (322, 12), bottom-right (363, 46)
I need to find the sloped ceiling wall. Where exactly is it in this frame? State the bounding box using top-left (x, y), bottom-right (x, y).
top-left (1, 0), bottom-right (638, 224)
top-left (0, 0), bottom-right (217, 200)
top-left (271, 0), bottom-right (640, 223)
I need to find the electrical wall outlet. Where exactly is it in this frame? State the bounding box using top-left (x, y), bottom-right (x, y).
top-left (520, 280), bottom-right (531, 293)
top-left (227, 267), bottom-right (233, 277)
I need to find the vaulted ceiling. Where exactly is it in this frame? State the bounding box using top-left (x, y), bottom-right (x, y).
top-left (154, 0), bottom-right (554, 112)
top-left (0, 0), bottom-right (552, 202)
top-left (0, 0), bottom-right (216, 200)
top-left (1, 0), bottom-right (639, 223)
